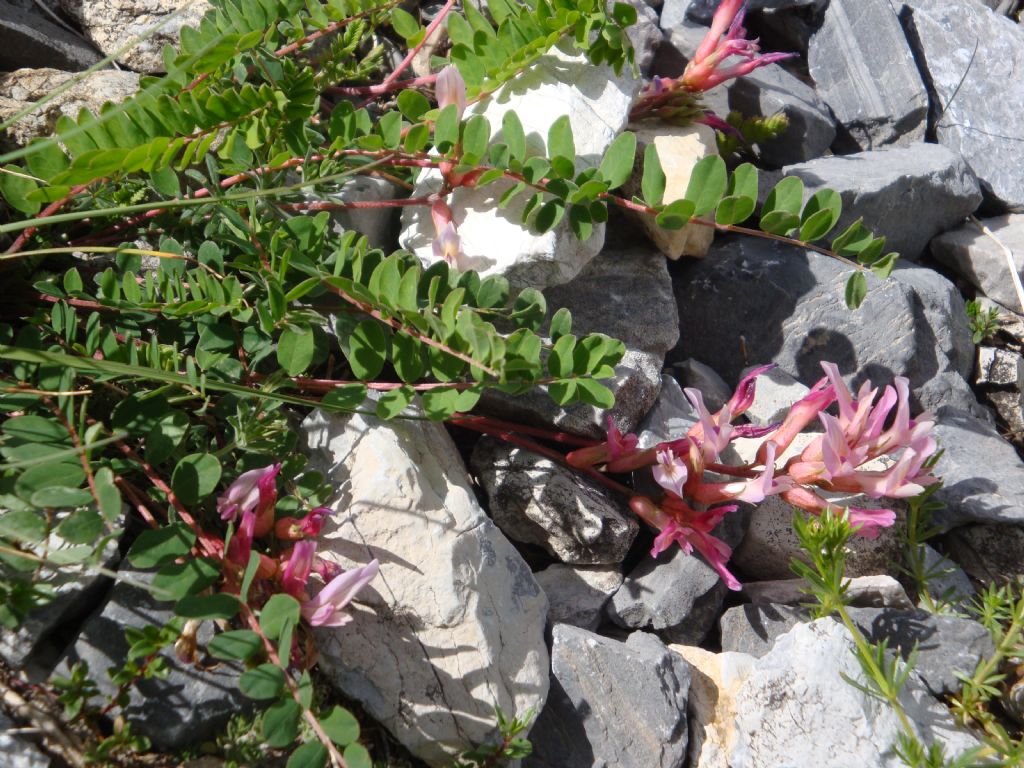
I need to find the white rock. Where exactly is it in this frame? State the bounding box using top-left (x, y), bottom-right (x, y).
top-left (0, 67), bottom-right (139, 147)
top-left (624, 122), bottom-right (717, 259)
top-left (675, 619), bottom-right (980, 768)
top-left (300, 408), bottom-right (549, 766)
top-left (399, 41), bottom-right (641, 291)
top-left (60, 0), bottom-right (211, 73)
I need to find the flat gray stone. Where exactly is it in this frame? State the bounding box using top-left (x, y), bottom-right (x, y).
top-left (781, 144), bottom-right (982, 261)
top-left (742, 364), bottom-right (808, 427)
top-left (931, 405), bottom-right (1024, 528)
top-left (846, 607), bottom-right (994, 696)
top-left (0, 4), bottom-right (102, 72)
top-left (672, 359), bottom-right (731, 414)
top-left (608, 544), bottom-right (729, 645)
top-left (53, 571), bottom-right (248, 752)
top-left (808, 0), bottom-right (928, 151)
top-left (902, 0), bottom-right (1024, 208)
top-left (680, 0), bottom-right (827, 25)
top-left (931, 214), bottom-right (1024, 311)
top-left (744, 575), bottom-right (914, 609)
top-left (534, 564), bottom-right (622, 630)
top-left (479, 246), bottom-right (678, 439)
top-left (470, 437), bottom-right (639, 565)
top-left (943, 523), bottom-right (1024, 584)
top-left (719, 603), bottom-right (808, 657)
top-left (635, 374), bottom-right (698, 449)
top-left (525, 626), bottom-right (690, 768)
top-left (668, 236), bottom-right (979, 416)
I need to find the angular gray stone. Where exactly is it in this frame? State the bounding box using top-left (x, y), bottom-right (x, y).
top-left (680, 0), bottom-right (827, 25)
top-left (808, 0), bottom-right (928, 151)
top-left (525, 625), bottom-right (690, 768)
top-left (669, 236), bottom-right (979, 415)
top-left (781, 144), bottom-right (982, 261)
top-left (931, 214), bottom-right (1024, 311)
top-left (470, 437), bottom-right (638, 565)
top-left (0, 4), bottom-right (102, 72)
top-left (943, 523), bottom-right (1024, 584)
top-left (60, 0), bottom-right (211, 73)
top-left (616, 0), bottom-right (662, 73)
top-left (301, 408), bottom-right (549, 766)
top-left (53, 571), bottom-right (247, 752)
top-left (919, 543), bottom-right (976, 610)
top-left (534, 564), bottom-right (623, 631)
top-left (321, 175), bottom-right (400, 252)
top-left (479, 246), bottom-right (678, 439)
top-left (718, 620), bottom-right (980, 766)
top-left (0, 68), bottom-right (140, 148)
top-left (846, 607), bottom-right (994, 696)
top-left (977, 346), bottom-right (1024, 387)
top-left (719, 603), bottom-right (807, 657)
top-left (742, 364), bottom-right (808, 427)
top-left (931, 405), bottom-right (1024, 529)
top-left (672, 359), bottom-right (731, 414)
top-left (608, 545), bottom-right (729, 645)
top-left (635, 374), bottom-right (698, 450)
top-left (0, 713), bottom-right (50, 768)
top-left (902, 0), bottom-right (1024, 208)
top-left (744, 574), bottom-right (914, 609)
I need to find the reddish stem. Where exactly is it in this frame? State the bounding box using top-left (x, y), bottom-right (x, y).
top-left (327, 73), bottom-right (438, 97)
top-left (368, 0), bottom-right (457, 102)
top-left (448, 414), bottom-right (599, 448)
top-left (6, 184), bottom-right (89, 255)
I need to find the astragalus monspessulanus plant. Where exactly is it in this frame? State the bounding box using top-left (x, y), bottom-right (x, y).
top-left (0, 0), bottom-right (905, 764)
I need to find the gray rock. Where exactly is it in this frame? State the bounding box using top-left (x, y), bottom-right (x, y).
top-left (742, 364), bottom-right (808, 427)
top-left (719, 603), bottom-right (808, 657)
top-left (0, 5), bottom-right (102, 72)
top-left (681, 0), bottom-right (827, 25)
top-left (608, 545), bottom-right (728, 645)
top-left (635, 374), bottom-right (698, 449)
top-left (470, 437), bottom-right (638, 565)
top-left (931, 214), bottom-right (1024, 311)
top-left (53, 571), bottom-right (247, 752)
top-left (525, 625), bottom-right (690, 768)
top-left (718, 63), bottom-right (836, 167)
top-left (733, 492), bottom-right (904, 581)
top-left (534, 564), bottom-right (623, 631)
top-left (60, 0), bottom-right (211, 73)
top-left (985, 389), bottom-right (1024, 437)
top-left (781, 144), bottom-right (982, 261)
top-left (918, 543), bottom-right (976, 611)
top-left (931, 405), bottom-right (1024, 529)
top-left (808, 0), bottom-right (927, 151)
top-left (901, 0), bottom-right (1024, 208)
top-left (846, 607), bottom-right (994, 696)
top-left (301, 408), bottom-right (549, 766)
top-left (0, 68), bottom-right (140, 148)
top-left (480, 246), bottom-right (678, 439)
top-left (977, 346), bottom-right (1024, 388)
top-left (0, 713), bottom-right (50, 768)
top-left (672, 359), bottom-right (731, 414)
top-left (744, 574), bottom-right (914, 609)
top-left (616, 0), bottom-right (662, 73)
top-left (721, 620), bottom-right (980, 765)
top-left (321, 175), bottom-right (401, 252)
top-left (669, 236), bottom-right (978, 415)
top-left (943, 523), bottom-right (1024, 584)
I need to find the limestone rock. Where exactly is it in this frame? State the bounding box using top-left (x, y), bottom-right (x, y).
top-left (320, 175), bottom-right (401, 252)
top-left (60, 0), bottom-right (211, 73)
top-left (902, 0), bottom-right (1024, 208)
top-left (0, 68), bottom-right (140, 148)
top-left (0, 4), bottom-right (102, 73)
top-left (719, 603), bottom-right (807, 657)
top-left (808, 0), bottom-right (928, 151)
top-left (525, 626), bottom-right (690, 768)
top-left (931, 214), bottom-right (1024, 311)
top-left (533, 564), bottom-right (622, 631)
top-left (301, 409), bottom-right (549, 766)
top-left (781, 144), bottom-right (982, 261)
top-left (399, 41), bottom-right (640, 291)
top-left (624, 122), bottom-right (717, 259)
top-left (470, 437), bottom-right (638, 565)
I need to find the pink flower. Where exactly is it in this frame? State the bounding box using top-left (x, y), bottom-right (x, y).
top-left (226, 508), bottom-right (256, 567)
top-left (432, 221), bottom-right (462, 267)
top-left (567, 417), bottom-right (641, 470)
top-left (692, 441), bottom-right (792, 504)
top-left (685, 388), bottom-right (733, 464)
top-left (302, 559), bottom-right (380, 628)
top-left (217, 463), bottom-right (281, 522)
top-left (653, 447), bottom-right (689, 499)
top-left (725, 364), bottom-right (776, 418)
top-left (436, 64), bottom-right (467, 123)
top-left (759, 379), bottom-right (836, 461)
top-left (281, 540), bottom-right (316, 599)
top-left (781, 486), bottom-right (896, 539)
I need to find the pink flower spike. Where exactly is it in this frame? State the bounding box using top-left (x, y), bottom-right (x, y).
top-left (252, 463), bottom-right (282, 538)
top-left (653, 448), bottom-right (689, 499)
top-left (217, 463), bottom-right (280, 522)
top-left (435, 64), bottom-right (467, 123)
top-left (727, 363), bottom-right (777, 418)
top-left (693, 0), bottom-right (745, 65)
top-left (607, 416), bottom-right (640, 461)
top-left (685, 388), bottom-right (732, 462)
top-left (281, 540), bottom-right (316, 598)
top-left (761, 381), bottom-right (836, 460)
top-left (432, 221), bottom-right (462, 267)
top-left (226, 508), bottom-right (256, 567)
top-left (302, 559), bottom-right (380, 628)
top-left (846, 507), bottom-right (897, 539)
top-left (300, 507), bottom-right (333, 537)
top-left (695, 111), bottom-right (743, 138)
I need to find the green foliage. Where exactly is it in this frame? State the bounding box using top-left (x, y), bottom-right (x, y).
top-left (966, 299), bottom-right (1002, 345)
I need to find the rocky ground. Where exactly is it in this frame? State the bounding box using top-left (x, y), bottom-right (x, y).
top-left (4, 0), bottom-right (1024, 766)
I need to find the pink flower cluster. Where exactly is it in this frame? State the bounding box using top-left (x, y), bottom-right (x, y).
top-left (567, 362), bottom-right (939, 590)
top-left (217, 464), bottom-right (378, 627)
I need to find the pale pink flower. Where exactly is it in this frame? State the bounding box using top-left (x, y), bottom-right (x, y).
top-left (653, 448), bottom-right (689, 499)
top-left (435, 64), bottom-right (467, 123)
top-left (692, 441), bottom-right (793, 504)
top-left (281, 540), bottom-right (316, 599)
top-left (217, 463), bottom-right (281, 522)
top-left (302, 559), bottom-right (380, 627)
top-left (781, 486), bottom-right (896, 539)
top-left (725, 363), bottom-right (776, 418)
top-left (685, 388), bottom-right (733, 463)
top-left (226, 508), bottom-right (256, 567)
top-left (432, 222), bottom-right (462, 267)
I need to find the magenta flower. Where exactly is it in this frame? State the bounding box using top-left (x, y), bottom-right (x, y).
top-left (281, 540), bottom-right (316, 599)
top-left (567, 416), bottom-right (641, 470)
top-left (435, 64), bottom-right (467, 123)
top-left (217, 463), bottom-right (281, 522)
top-left (726, 363), bottom-right (776, 418)
top-left (692, 441), bottom-right (792, 504)
top-left (226, 508), bottom-right (256, 568)
top-left (302, 559), bottom-right (380, 627)
top-left (685, 387), bottom-right (733, 464)
top-left (653, 447), bottom-right (689, 498)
